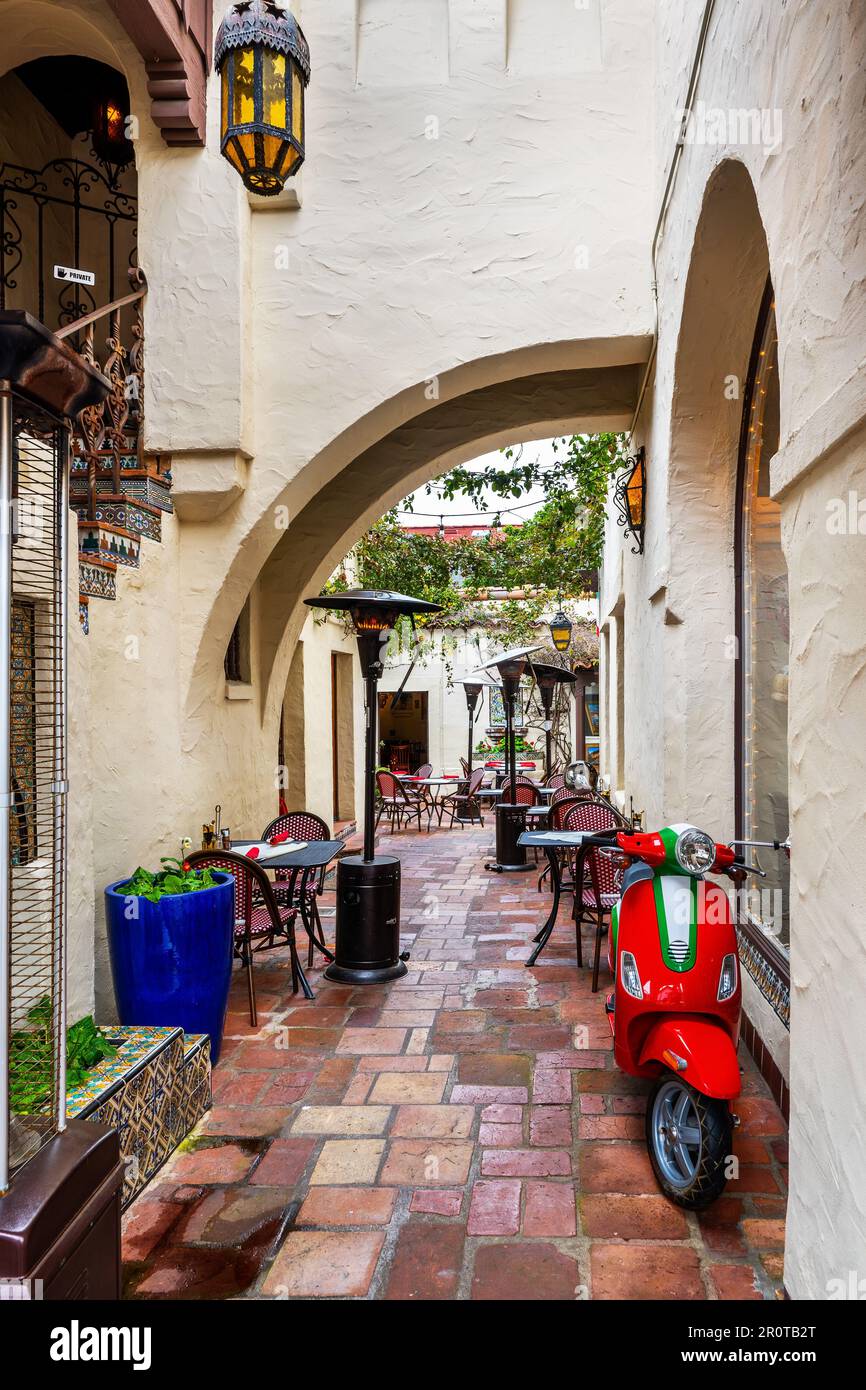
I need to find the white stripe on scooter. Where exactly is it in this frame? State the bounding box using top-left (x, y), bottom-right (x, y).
top-left (659, 876), bottom-right (693, 961)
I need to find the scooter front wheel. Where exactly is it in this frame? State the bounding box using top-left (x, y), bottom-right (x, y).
top-left (646, 1074), bottom-right (732, 1210)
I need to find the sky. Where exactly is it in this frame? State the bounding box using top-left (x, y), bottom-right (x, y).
top-left (398, 437), bottom-right (561, 527)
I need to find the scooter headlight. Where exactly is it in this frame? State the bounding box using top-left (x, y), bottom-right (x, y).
top-left (620, 950), bottom-right (643, 1000)
top-left (717, 952), bottom-right (738, 1002)
top-left (675, 828), bottom-right (716, 875)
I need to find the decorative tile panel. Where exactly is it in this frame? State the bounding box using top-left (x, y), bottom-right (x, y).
top-left (79, 520), bottom-right (141, 568)
top-left (77, 557), bottom-right (116, 601)
top-left (67, 1025), bottom-right (211, 1209)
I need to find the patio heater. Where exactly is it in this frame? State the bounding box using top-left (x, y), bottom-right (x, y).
top-left (304, 589), bottom-right (441, 984)
top-left (459, 672), bottom-right (500, 777)
top-left (480, 645), bottom-right (542, 873)
top-left (530, 662), bottom-right (579, 775)
top-left (0, 312), bottom-right (124, 1298)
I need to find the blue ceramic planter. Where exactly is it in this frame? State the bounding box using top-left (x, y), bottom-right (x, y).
top-left (105, 873), bottom-right (235, 1064)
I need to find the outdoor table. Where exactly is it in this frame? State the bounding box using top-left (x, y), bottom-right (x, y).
top-left (524, 803), bottom-right (551, 820)
top-left (517, 829), bottom-right (603, 968)
top-left (396, 774), bottom-right (462, 827)
top-left (537, 786), bottom-right (556, 799)
top-left (233, 839), bottom-right (345, 962)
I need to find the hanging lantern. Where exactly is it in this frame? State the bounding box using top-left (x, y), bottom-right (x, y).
top-left (613, 446), bottom-right (646, 554)
top-left (549, 609), bottom-right (573, 653)
top-left (215, 0), bottom-right (311, 196)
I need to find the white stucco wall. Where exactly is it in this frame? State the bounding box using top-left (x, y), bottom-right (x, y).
top-left (598, 0), bottom-right (866, 1298)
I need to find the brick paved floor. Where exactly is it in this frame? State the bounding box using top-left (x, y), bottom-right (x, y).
top-left (122, 824), bottom-right (788, 1300)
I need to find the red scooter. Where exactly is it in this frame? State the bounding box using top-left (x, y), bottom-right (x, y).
top-left (583, 823), bottom-right (788, 1208)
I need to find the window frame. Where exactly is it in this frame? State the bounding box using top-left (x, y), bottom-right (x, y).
top-left (733, 275), bottom-right (790, 992)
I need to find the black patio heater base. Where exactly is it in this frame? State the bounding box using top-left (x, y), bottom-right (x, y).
top-left (323, 854), bottom-right (409, 985)
top-left (485, 802), bottom-right (534, 873)
top-left (304, 589), bottom-right (442, 985)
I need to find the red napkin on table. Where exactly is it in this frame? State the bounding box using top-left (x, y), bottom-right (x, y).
top-left (269, 831), bottom-right (290, 845)
top-left (245, 846), bottom-right (260, 859)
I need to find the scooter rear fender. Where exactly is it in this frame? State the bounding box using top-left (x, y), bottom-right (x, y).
top-left (637, 1016), bottom-right (741, 1101)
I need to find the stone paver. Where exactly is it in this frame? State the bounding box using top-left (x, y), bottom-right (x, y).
top-left (123, 824), bottom-right (788, 1301)
top-left (309, 1139), bottom-right (385, 1185)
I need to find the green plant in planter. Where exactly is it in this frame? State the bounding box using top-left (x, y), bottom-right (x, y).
top-left (475, 734), bottom-right (540, 758)
top-left (122, 857), bottom-right (217, 903)
top-left (10, 996), bottom-right (117, 1115)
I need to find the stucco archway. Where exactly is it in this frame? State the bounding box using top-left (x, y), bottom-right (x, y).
top-left (664, 159), bottom-right (774, 832)
top-left (181, 337), bottom-right (652, 746)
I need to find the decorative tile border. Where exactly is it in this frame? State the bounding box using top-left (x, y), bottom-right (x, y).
top-left (736, 927), bottom-right (790, 1027)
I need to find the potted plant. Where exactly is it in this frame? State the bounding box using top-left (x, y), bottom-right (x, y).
top-left (105, 858), bottom-right (235, 1063)
top-left (10, 999), bottom-right (118, 1166)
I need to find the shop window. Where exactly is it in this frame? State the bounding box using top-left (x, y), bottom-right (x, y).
top-left (736, 281), bottom-right (790, 950)
top-left (584, 680), bottom-right (599, 769)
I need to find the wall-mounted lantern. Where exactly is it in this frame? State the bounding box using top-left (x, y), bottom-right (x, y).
top-left (614, 446), bottom-right (646, 555)
top-left (215, 0), bottom-right (310, 196)
top-left (91, 87), bottom-right (134, 171)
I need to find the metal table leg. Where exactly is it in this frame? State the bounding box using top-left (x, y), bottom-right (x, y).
top-left (526, 847), bottom-right (563, 967)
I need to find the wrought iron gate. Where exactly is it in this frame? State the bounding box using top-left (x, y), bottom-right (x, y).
top-left (0, 136), bottom-right (136, 330)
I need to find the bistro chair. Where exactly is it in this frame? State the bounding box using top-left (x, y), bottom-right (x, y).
top-left (545, 771), bottom-right (567, 791)
top-left (186, 848), bottom-right (311, 1026)
top-left (262, 810), bottom-right (331, 967)
top-left (500, 777), bottom-right (541, 805)
top-left (410, 762), bottom-right (436, 823)
top-left (375, 770), bottom-right (424, 834)
top-left (562, 801), bottom-right (621, 989)
top-left (537, 793), bottom-right (593, 892)
top-left (438, 765), bottom-right (487, 828)
top-left (552, 783), bottom-right (592, 806)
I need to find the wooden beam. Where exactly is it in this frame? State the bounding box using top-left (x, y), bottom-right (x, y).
top-left (108, 0), bottom-right (212, 147)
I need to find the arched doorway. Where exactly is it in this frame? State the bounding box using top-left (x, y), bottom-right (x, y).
top-left (665, 160), bottom-right (789, 1109)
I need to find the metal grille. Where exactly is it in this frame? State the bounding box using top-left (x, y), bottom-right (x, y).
top-left (1, 390), bottom-right (68, 1189)
top-left (0, 137), bottom-right (137, 330)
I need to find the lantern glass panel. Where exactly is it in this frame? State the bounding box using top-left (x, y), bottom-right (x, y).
top-left (263, 50), bottom-right (287, 128)
top-left (292, 64), bottom-right (304, 143)
top-left (237, 130), bottom-right (257, 167)
top-left (263, 133), bottom-right (285, 175)
top-left (627, 471), bottom-right (644, 527)
top-left (221, 62), bottom-right (230, 138)
top-left (233, 47), bottom-right (256, 124)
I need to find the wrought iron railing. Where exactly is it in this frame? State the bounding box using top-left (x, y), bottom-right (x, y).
top-left (56, 268), bottom-right (147, 520)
